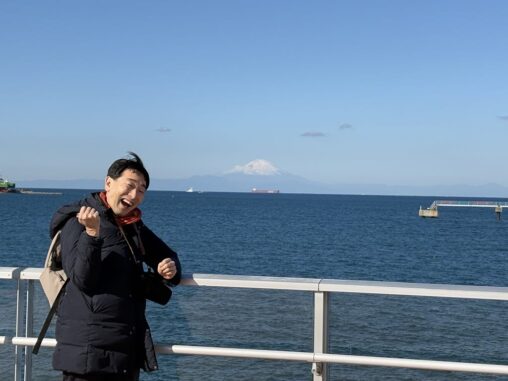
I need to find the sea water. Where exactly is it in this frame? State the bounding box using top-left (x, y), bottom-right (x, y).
top-left (1, 190), bottom-right (508, 380)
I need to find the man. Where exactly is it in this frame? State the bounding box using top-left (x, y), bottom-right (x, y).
top-left (49, 152), bottom-right (181, 381)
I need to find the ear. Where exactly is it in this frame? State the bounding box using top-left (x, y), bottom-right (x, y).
top-left (105, 176), bottom-right (112, 191)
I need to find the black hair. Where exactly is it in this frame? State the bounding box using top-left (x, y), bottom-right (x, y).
top-left (107, 152), bottom-right (150, 189)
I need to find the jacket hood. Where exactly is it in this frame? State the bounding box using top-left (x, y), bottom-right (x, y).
top-left (49, 193), bottom-right (107, 238)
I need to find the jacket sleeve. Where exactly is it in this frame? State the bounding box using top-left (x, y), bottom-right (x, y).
top-left (61, 217), bottom-right (104, 293)
top-left (140, 224), bottom-right (182, 286)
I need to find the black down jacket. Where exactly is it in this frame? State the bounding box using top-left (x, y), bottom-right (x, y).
top-left (49, 193), bottom-right (181, 375)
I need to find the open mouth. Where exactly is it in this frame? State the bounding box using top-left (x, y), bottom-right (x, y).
top-left (121, 199), bottom-right (133, 208)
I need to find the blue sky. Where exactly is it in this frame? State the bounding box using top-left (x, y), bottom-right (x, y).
top-left (1, 0), bottom-right (507, 188)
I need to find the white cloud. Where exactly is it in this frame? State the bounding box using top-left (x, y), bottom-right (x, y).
top-left (227, 159), bottom-right (281, 176)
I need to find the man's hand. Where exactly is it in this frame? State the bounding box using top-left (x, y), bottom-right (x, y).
top-left (157, 258), bottom-right (177, 280)
top-left (77, 206), bottom-right (100, 237)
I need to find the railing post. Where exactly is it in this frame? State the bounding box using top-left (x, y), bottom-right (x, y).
top-left (14, 278), bottom-right (24, 381)
top-left (313, 291), bottom-right (329, 381)
top-left (24, 280), bottom-right (34, 381)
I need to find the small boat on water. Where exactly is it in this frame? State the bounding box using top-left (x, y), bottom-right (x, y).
top-left (0, 177), bottom-right (17, 193)
top-left (251, 188), bottom-right (280, 194)
top-left (185, 187), bottom-right (204, 194)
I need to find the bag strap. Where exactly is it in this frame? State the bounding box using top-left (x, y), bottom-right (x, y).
top-left (118, 224), bottom-right (140, 262)
top-left (44, 231), bottom-right (61, 268)
top-left (32, 278), bottom-right (69, 354)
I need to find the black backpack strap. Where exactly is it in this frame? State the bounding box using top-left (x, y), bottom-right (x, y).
top-left (32, 278), bottom-right (69, 355)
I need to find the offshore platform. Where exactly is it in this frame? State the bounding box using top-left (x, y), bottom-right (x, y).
top-left (419, 200), bottom-right (508, 220)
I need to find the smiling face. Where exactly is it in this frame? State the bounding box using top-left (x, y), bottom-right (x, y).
top-left (105, 169), bottom-right (147, 216)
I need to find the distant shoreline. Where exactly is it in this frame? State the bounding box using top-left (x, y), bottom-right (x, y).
top-left (7, 186), bottom-right (508, 200)
top-left (15, 177), bottom-right (508, 198)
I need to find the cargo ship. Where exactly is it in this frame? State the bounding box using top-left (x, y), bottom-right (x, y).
top-left (0, 177), bottom-right (17, 193)
top-left (251, 188), bottom-right (280, 194)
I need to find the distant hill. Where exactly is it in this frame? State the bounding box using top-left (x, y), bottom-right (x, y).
top-left (151, 172), bottom-right (318, 193)
top-left (17, 175), bottom-right (508, 198)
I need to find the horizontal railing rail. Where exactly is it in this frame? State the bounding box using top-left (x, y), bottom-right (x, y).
top-left (1, 267), bottom-right (508, 380)
top-left (5, 268), bottom-right (508, 300)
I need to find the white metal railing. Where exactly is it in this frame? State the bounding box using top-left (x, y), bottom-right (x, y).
top-left (1, 267), bottom-right (508, 380)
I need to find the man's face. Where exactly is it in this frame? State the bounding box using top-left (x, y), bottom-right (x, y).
top-left (105, 169), bottom-right (147, 216)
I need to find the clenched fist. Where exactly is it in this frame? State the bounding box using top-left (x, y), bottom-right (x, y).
top-left (77, 206), bottom-right (100, 237)
top-left (157, 258), bottom-right (177, 280)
